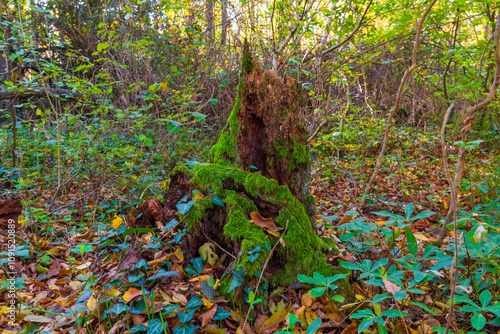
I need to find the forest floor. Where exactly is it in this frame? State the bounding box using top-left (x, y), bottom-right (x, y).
top-left (0, 124), bottom-right (499, 334)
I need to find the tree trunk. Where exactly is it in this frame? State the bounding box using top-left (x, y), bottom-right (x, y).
top-left (137, 43), bottom-right (348, 291)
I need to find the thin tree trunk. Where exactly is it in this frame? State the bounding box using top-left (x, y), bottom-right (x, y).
top-left (220, 0), bottom-right (228, 46)
top-left (205, 0), bottom-right (214, 43)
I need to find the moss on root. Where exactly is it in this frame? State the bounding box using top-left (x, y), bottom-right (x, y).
top-left (185, 163), bottom-right (344, 286)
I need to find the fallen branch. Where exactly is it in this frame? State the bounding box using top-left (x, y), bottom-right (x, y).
top-left (0, 88), bottom-right (82, 101)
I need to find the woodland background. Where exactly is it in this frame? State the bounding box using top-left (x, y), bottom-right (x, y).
top-left (0, 0), bottom-right (500, 333)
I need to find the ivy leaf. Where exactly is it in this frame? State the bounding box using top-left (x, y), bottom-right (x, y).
top-left (176, 200), bottom-right (195, 214)
top-left (212, 307), bottom-right (231, 321)
top-left (173, 323), bottom-right (195, 334)
top-left (147, 318), bottom-right (164, 334)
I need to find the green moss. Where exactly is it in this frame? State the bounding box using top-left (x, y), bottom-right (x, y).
top-left (274, 138), bottom-right (310, 172)
top-left (170, 165), bottom-right (193, 178)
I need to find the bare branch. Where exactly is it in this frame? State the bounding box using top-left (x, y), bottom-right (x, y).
top-left (0, 88), bottom-right (82, 101)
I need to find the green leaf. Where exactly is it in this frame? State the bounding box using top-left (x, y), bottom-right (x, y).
top-left (471, 313), bottom-right (486, 330)
top-left (287, 313), bottom-right (302, 328)
top-left (145, 137), bottom-right (153, 147)
top-left (406, 227), bottom-right (418, 256)
top-left (479, 290), bottom-right (492, 308)
top-left (404, 203), bottom-right (414, 220)
top-left (108, 303), bottom-right (129, 315)
top-left (212, 196), bottom-right (225, 207)
top-left (147, 319), bottom-right (165, 334)
top-left (357, 318), bottom-right (374, 333)
top-left (176, 200), bottom-right (195, 214)
top-left (213, 307), bottom-right (231, 321)
top-left (394, 290), bottom-right (407, 301)
top-left (297, 274), bottom-right (320, 285)
top-left (381, 309), bottom-right (406, 317)
top-left (410, 211), bottom-right (436, 221)
top-left (331, 295), bottom-right (344, 302)
top-left (378, 324), bottom-right (388, 334)
top-left (313, 272), bottom-right (327, 285)
top-left (372, 294), bottom-right (391, 304)
top-left (310, 287), bottom-right (326, 297)
top-left (210, 99), bottom-right (218, 105)
top-left (306, 318), bottom-right (322, 334)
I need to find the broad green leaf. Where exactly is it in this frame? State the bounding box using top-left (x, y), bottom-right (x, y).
top-left (471, 313), bottom-right (486, 330)
top-left (479, 290), bottom-right (492, 308)
top-left (406, 227), bottom-right (418, 256)
top-left (410, 211), bottom-right (436, 221)
top-left (404, 203), bottom-right (414, 220)
top-left (297, 274), bottom-right (320, 285)
top-left (310, 287), bottom-right (326, 297)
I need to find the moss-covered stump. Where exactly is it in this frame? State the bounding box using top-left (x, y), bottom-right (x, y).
top-left (158, 44), bottom-right (350, 291)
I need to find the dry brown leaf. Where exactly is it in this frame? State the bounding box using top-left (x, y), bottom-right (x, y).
top-left (254, 314), bottom-right (269, 334)
top-left (131, 314), bottom-right (146, 326)
top-left (201, 305), bottom-right (218, 327)
top-left (301, 293), bottom-right (314, 307)
top-left (340, 323), bottom-right (358, 334)
top-left (172, 291), bottom-right (188, 305)
top-left (250, 212), bottom-right (278, 230)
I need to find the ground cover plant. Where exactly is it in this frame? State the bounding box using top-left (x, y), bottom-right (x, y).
top-left (1, 0), bottom-right (500, 333)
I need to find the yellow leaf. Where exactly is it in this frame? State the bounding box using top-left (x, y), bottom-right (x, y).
top-left (194, 193), bottom-right (205, 200)
top-left (265, 229), bottom-right (280, 237)
top-left (47, 248), bottom-right (60, 256)
top-left (112, 215), bottom-right (123, 229)
top-left (124, 161), bottom-right (134, 167)
top-left (123, 288), bottom-right (142, 302)
top-left (174, 246), bottom-right (185, 262)
top-left (87, 295), bottom-right (98, 312)
top-left (202, 296), bottom-right (214, 308)
top-left (413, 233), bottom-right (429, 241)
top-left (107, 288), bottom-right (121, 297)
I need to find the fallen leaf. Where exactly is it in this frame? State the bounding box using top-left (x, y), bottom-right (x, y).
top-left (383, 278), bottom-right (401, 295)
top-left (199, 305), bottom-right (217, 327)
top-left (24, 315), bottom-right (54, 323)
top-left (259, 307), bottom-right (290, 334)
top-left (250, 212), bottom-right (278, 230)
top-left (123, 288), bottom-right (142, 302)
top-left (112, 215), bottom-right (123, 229)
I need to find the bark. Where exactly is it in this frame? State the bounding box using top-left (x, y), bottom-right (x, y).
top-left (205, 0), bottom-right (214, 43)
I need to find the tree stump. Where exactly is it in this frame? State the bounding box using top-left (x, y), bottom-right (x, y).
top-left (159, 43), bottom-right (348, 289)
